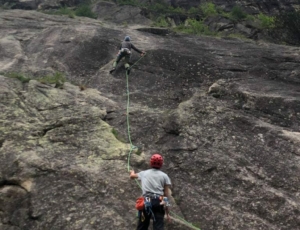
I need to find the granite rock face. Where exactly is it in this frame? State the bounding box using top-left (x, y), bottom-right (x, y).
top-left (2, 0), bottom-right (297, 13)
top-left (93, 1), bottom-right (152, 25)
top-left (0, 0), bottom-right (87, 10)
top-left (171, 0), bottom-right (298, 14)
top-left (0, 76), bottom-right (145, 230)
top-left (0, 7), bottom-right (300, 230)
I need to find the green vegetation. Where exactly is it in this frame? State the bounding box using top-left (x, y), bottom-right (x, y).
top-left (271, 10), bottom-right (300, 45)
top-left (38, 72), bottom-right (66, 88)
top-left (112, 128), bottom-right (119, 138)
top-left (153, 16), bottom-right (169, 27)
top-left (111, 128), bottom-right (126, 143)
top-left (258, 13), bottom-right (274, 28)
top-left (174, 3), bottom-right (276, 37)
top-left (4, 72), bottom-right (31, 83)
top-left (149, 3), bottom-right (185, 15)
top-left (135, 148), bottom-right (142, 156)
top-left (122, 21), bottom-right (128, 27)
top-left (0, 2), bottom-right (16, 9)
top-left (188, 7), bottom-right (200, 15)
top-left (246, 14), bottom-right (255, 21)
top-left (75, 4), bottom-right (97, 19)
top-left (175, 19), bottom-right (215, 36)
top-left (4, 72), bottom-right (67, 88)
top-left (3, 72), bottom-right (90, 91)
top-left (116, 0), bottom-right (140, 6)
top-left (116, 0), bottom-right (184, 15)
top-left (56, 6), bottom-right (75, 18)
top-left (48, 0), bottom-right (298, 45)
top-left (227, 33), bottom-right (248, 40)
top-left (200, 2), bottom-right (217, 18)
top-left (170, 7), bottom-right (185, 14)
top-left (191, 222), bottom-right (202, 229)
top-left (44, 1), bottom-right (97, 19)
top-left (148, 2), bottom-right (169, 14)
top-left (229, 6), bottom-right (247, 21)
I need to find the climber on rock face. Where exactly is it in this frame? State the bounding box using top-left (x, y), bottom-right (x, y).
top-left (109, 35), bottom-right (145, 74)
top-left (130, 153), bottom-right (171, 230)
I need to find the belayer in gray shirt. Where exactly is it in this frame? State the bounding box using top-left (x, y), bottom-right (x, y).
top-left (130, 153), bottom-right (172, 230)
top-left (110, 35), bottom-right (145, 74)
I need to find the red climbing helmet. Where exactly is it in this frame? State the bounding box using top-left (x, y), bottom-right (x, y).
top-left (150, 153), bottom-right (163, 169)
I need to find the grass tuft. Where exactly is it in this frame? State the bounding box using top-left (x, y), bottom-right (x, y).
top-left (230, 6), bottom-right (247, 21)
top-left (258, 13), bottom-right (274, 29)
top-left (153, 16), bottom-right (169, 27)
top-left (111, 128), bottom-right (126, 143)
top-left (38, 72), bottom-right (66, 88)
top-left (174, 18), bottom-right (216, 36)
top-left (4, 72), bottom-right (31, 83)
top-left (200, 2), bottom-right (217, 18)
top-left (75, 4), bottom-right (97, 19)
top-left (135, 148), bottom-right (142, 156)
top-left (56, 6), bottom-right (75, 18)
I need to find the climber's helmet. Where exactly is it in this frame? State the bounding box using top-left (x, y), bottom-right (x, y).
top-left (124, 36), bottom-right (131, 41)
top-left (150, 153), bottom-right (163, 169)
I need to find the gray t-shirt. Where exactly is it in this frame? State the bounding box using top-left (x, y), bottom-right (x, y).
top-left (137, 168), bottom-right (171, 196)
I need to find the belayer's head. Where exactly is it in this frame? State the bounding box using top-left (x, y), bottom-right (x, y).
top-left (124, 36), bottom-right (131, 41)
top-left (150, 153), bottom-right (163, 169)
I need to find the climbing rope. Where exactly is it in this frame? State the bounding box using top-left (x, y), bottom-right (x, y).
top-left (126, 54), bottom-right (146, 173)
top-left (125, 54), bottom-right (201, 230)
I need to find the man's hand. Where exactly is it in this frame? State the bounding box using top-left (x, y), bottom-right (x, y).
top-left (129, 170), bottom-right (138, 179)
top-left (141, 51), bottom-right (146, 56)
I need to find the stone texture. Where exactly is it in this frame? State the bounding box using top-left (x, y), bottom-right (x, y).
top-left (0, 0), bottom-right (87, 10)
top-left (172, 0), bottom-right (298, 14)
top-left (0, 76), bottom-right (145, 230)
top-left (93, 1), bottom-right (152, 25)
top-left (2, 0), bottom-right (297, 14)
top-left (0, 7), bottom-right (300, 230)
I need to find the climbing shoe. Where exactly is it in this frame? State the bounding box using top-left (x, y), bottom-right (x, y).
top-left (109, 68), bottom-right (115, 74)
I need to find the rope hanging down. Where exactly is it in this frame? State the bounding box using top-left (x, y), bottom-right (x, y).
top-left (125, 54), bottom-right (201, 230)
top-left (126, 54), bottom-right (145, 173)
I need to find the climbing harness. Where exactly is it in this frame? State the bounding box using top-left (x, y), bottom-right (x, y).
top-left (144, 197), bottom-right (156, 221)
top-left (125, 53), bottom-right (201, 230)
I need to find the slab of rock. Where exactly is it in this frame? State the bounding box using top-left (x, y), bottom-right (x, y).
top-left (0, 0), bottom-right (87, 10)
top-left (93, 1), bottom-right (152, 25)
top-left (0, 76), bottom-right (145, 229)
top-left (171, 0), bottom-right (297, 14)
top-left (0, 8), bottom-right (300, 230)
